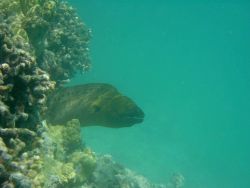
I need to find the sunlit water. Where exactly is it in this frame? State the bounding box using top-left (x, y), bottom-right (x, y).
top-left (69, 1), bottom-right (250, 187)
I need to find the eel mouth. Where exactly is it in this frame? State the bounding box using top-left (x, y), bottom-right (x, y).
top-left (122, 109), bottom-right (145, 125)
top-left (131, 116), bottom-right (144, 123)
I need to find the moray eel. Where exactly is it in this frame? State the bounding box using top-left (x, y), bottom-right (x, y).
top-left (45, 83), bottom-right (144, 128)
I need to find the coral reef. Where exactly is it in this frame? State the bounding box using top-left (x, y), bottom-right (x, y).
top-left (84, 154), bottom-right (185, 188)
top-left (0, 0), bottom-right (91, 85)
top-left (32, 119), bottom-right (97, 187)
top-left (0, 129), bottom-right (41, 187)
top-left (0, 119), bottom-right (96, 187)
top-left (1, 116), bottom-right (183, 188)
top-left (0, 0), bottom-right (92, 187)
top-left (21, 0), bottom-right (92, 84)
top-left (0, 0), bottom-right (91, 128)
top-left (82, 154), bottom-right (167, 188)
top-left (46, 119), bottom-right (83, 156)
top-left (0, 22), bottom-right (54, 128)
top-left (70, 149), bottom-right (97, 183)
top-left (0, 0), bottom-right (184, 187)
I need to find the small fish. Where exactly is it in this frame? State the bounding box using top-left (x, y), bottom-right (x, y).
top-left (45, 83), bottom-right (144, 128)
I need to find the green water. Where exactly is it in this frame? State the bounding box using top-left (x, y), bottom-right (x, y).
top-left (69, 1), bottom-right (250, 187)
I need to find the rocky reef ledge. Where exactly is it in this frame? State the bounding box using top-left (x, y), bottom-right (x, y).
top-left (0, 0), bottom-right (184, 187)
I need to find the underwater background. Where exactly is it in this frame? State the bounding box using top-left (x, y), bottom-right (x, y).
top-left (69, 1), bottom-right (250, 187)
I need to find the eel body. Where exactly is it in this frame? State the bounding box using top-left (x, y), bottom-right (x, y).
top-left (45, 83), bottom-right (144, 128)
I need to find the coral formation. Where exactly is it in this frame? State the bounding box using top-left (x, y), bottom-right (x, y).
top-left (33, 119), bottom-right (97, 187)
top-left (45, 119), bottom-right (83, 157)
top-left (0, 22), bottom-right (54, 128)
top-left (83, 154), bottom-right (167, 188)
top-left (0, 0), bottom-right (91, 128)
top-left (0, 0), bottom-right (92, 187)
top-left (20, 0), bottom-right (92, 84)
top-left (1, 119), bottom-right (96, 187)
top-left (70, 149), bottom-right (97, 183)
top-left (0, 0), bottom-right (91, 85)
top-left (0, 130), bottom-right (42, 187)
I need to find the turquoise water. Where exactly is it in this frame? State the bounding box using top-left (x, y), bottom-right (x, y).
top-left (69, 1), bottom-right (250, 187)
